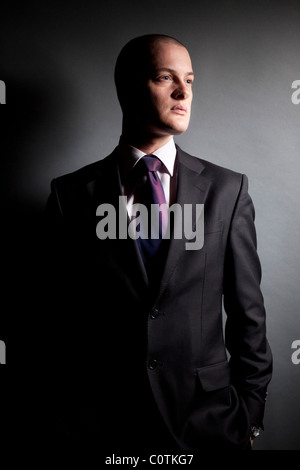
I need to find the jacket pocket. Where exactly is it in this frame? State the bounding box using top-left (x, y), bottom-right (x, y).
top-left (196, 360), bottom-right (231, 392)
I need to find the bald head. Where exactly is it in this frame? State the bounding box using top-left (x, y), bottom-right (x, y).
top-left (114, 34), bottom-right (187, 109)
top-left (114, 34), bottom-right (193, 148)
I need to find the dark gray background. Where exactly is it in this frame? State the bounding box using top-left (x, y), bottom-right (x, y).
top-left (1, 0), bottom-right (299, 450)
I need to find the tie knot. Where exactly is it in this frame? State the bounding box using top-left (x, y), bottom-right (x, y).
top-left (142, 155), bottom-right (162, 173)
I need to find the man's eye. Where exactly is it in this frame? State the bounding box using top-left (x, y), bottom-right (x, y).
top-left (186, 79), bottom-right (193, 85)
top-left (159, 75), bottom-right (171, 81)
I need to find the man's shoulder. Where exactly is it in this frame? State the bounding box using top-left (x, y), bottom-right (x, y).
top-left (51, 148), bottom-right (118, 191)
top-left (177, 145), bottom-right (243, 183)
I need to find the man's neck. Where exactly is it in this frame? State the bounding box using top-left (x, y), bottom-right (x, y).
top-left (121, 130), bottom-right (173, 155)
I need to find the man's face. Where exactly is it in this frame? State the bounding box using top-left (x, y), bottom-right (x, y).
top-left (136, 41), bottom-right (194, 137)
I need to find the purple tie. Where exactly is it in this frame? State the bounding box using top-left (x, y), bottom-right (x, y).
top-left (137, 155), bottom-right (168, 269)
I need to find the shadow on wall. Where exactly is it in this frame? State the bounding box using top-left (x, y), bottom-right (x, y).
top-left (1, 71), bottom-right (76, 213)
top-left (1, 62), bottom-right (77, 364)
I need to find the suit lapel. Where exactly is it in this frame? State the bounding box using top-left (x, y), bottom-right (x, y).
top-left (86, 149), bottom-right (149, 293)
top-left (85, 146), bottom-right (211, 302)
top-left (157, 147), bottom-right (211, 300)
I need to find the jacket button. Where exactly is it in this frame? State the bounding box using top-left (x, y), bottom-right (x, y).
top-left (150, 308), bottom-right (159, 319)
top-left (148, 359), bottom-right (159, 370)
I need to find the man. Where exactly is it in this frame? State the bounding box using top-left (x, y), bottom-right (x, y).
top-left (42, 34), bottom-right (272, 451)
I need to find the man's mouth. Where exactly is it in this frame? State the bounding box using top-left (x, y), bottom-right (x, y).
top-left (171, 105), bottom-right (188, 115)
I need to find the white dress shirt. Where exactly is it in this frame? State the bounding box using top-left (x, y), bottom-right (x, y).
top-left (117, 137), bottom-right (178, 219)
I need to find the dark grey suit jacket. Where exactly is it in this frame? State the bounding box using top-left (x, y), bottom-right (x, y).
top-left (40, 145), bottom-right (272, 450)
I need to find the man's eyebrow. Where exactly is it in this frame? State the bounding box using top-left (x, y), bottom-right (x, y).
top-left (154, 68), bottom-right (194, 76)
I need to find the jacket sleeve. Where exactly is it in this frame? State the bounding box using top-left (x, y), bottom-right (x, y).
top-left (223, 174), bottom-right (273, 428)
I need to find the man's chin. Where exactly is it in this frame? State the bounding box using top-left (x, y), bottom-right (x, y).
top-left (168, 118), bottom-right (190, 135)
top-left (146, 120), bottom-right (189, 137)
top-left (168, 125), bottom-right (189, 136)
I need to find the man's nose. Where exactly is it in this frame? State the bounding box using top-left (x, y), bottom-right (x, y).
top-left (171, 82), bottom-right (191, 100)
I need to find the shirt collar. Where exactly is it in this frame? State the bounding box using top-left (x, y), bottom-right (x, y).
top-left (117, 136), bottom-right (176, 182)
